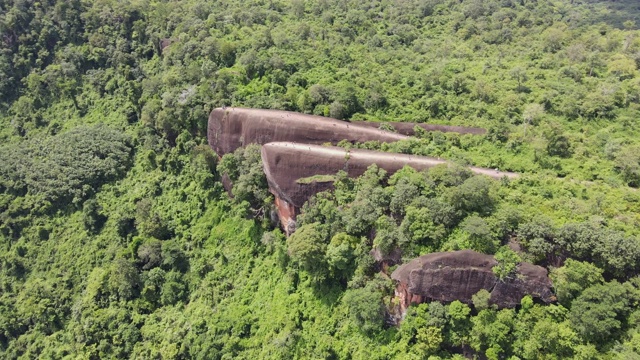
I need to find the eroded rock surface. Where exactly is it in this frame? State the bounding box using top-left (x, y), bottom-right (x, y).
top-left (390, 250), bottom-right (554, 312)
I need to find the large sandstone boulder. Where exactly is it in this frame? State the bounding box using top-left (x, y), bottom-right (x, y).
top-left (207, 107), bottom-right (407, 156)
top-left (391, 250), bottom-right (555, 310)
top-left (261, 142), bottom-right (517, 209)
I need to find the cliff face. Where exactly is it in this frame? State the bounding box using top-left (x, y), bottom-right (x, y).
top-left (261, 143), bottom-right (517, 234)
top-left (390, 250), bottom-right (555, 313)
top-left (207, 107), bottom-right (407, 156)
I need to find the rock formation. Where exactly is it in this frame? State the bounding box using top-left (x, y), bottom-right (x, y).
top-left (390, 250), bottom-right (555, 313)
top-left (207, 107), bottom-right (487, 156)
top-left (207, 107), bottom-right (518, 233)
top-left (207, 107), bottom-right (407, 156)
top-left (261, 142), bottom-right (517, 232)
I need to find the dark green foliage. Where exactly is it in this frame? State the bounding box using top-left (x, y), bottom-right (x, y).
top-left (108, 258), bottom-right (141, 301)
top-left (82, 198), bottom-right (106, 233)
top-left (0, 125), bottom-right (132, 206)
top-left (569, 281), bottom-right (637, 345)
top-left (446, 176), bottom-right (496, 216)
top-left (342, 282), bottom-right (386, 334)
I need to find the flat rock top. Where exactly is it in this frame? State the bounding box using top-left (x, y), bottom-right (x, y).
top-left (351, 120), bottom-right (486, 135)
top-left (391, 250), bottom-right (498, 282)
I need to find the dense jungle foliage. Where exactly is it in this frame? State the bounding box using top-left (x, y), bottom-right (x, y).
top-left (2, 0), bottom-right (640, 358)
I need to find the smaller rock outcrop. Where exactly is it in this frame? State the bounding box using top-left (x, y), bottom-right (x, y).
top-left (390, 250), bottom-right (554, 314)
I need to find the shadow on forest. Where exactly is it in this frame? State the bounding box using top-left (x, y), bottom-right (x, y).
top-left (580, 0), bottom-right (640, 29)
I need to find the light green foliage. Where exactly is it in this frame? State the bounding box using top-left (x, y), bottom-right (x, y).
top-left (472, 289), bottom-right (492, 311)
top-left (550, 259), bottom-right (605, 307)
top-left (325, 232), bottom-right (359, 278)
top-left (520, 319), bottom-right (578, 359)
top-left (415, 326), bottom-right (443, 356)
top-left (296, 174), bottom-right (336, 184)
top-left (446, 301), bottom-right (472, 347)
top-left (615, 145), bottom-right (640, 186)
top-left (400, 206), bottom-right (446, 252)
top-left (493, 246), bottom-right (521, 279)
top-left (470, 309), bottom-right (516, 359)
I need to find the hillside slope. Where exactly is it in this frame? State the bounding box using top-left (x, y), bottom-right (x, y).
top-left (1, 0), bottom-right (640, 358)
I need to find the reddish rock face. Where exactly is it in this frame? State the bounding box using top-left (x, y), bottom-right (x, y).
top-left (390, 250), bottom-right (554, 312)
top-left (273, 195), bottom-right (297, 236)
top-left (351, 121), bottom-right (486, 135)
top-left (207, 107), bottom-right (407, 156)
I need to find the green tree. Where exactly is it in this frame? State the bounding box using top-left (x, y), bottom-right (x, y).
top-left (493, 246), bottom-right (521, 280)
top-left (342, 285), bottom-right (385, 334)
top-left (325, 233), bottom-right (359, 279)
top-left (108, 258), bottom-right (141, 301)
top-left (470, 309), bottom-right (516, 359)
top-left (614, 145), bottom-right (640, 187)
top-left (472, 289), bottom-right (492, 311)
top-left (550, 259), bottom-right (604, 307)
top-left (569, 281), bottom-right (636, 345)
top-left (446, 176), bottom-right (495, 216)
top-left (446, 300), bottom-right (472, 347)
top-left (287, 223), bottom-right (328, 277)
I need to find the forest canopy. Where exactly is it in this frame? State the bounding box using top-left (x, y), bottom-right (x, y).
top-left (1, 0), bottom-right (640, 358)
